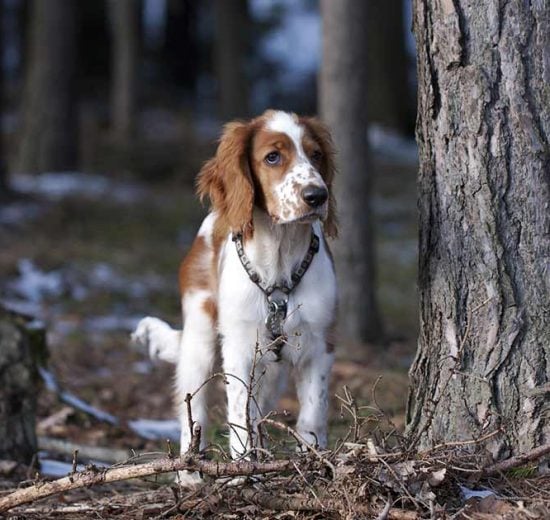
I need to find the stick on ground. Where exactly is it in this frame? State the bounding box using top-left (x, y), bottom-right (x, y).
top-left (0, 456), bottom-right (291, 513)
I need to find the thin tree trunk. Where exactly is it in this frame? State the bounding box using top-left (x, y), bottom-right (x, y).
top-left (0, 310), bottom-right (37, 464)
top-left (213, 0), bottom-right (250, 120)
top-left (108, 0), bottom-right (140, 144)
top-left (0, 0), bottom-right (7, 195)
top-left (15, 0), bottom-right (78, 174)
top-left (319, 0), bottom-right (383, 347)
top-left (407, 0), bottom-right (550, 459)
top-left (366, 0), bottom-right (414, 134)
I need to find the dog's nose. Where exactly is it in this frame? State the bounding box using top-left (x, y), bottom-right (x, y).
top-left (301, 185), bottom-right (328, 208)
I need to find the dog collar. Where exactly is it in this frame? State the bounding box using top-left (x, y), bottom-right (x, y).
top-left (232, 230), bottom-right (320, 360)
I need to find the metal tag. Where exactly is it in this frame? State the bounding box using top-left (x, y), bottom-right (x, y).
top-left (265, 293), bottom-right (288, 361)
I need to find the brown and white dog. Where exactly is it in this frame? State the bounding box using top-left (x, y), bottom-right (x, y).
top-left (133, 110), bottom-right (338, 484)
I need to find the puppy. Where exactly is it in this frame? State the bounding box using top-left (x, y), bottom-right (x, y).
top-left (133, 110), bottom-right (337, 484)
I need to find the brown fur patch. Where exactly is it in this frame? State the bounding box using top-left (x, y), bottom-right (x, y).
top-left (179, 235), bottom-right (211, 295)
top-left (202, 297), bottom-right (218, 322)
top-left (196, 122), bottom-right (256, 238)
top-left (299, 117), bottom-right (339, 238)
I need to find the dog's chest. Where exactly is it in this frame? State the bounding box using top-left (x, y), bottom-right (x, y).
top-left (217, 235), bottom-right (336, 338)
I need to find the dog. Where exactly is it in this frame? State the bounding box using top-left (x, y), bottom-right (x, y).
top-left (132, 110), bottom-right (338, 484)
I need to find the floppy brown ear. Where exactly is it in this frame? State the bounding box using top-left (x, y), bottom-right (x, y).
top-left (300, 117), bottom-right (338, 238)
top-left (196, 122), bottom-right (255, 237)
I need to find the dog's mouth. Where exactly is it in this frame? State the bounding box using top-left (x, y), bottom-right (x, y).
top-left (292, 212), bottom-right (321, 224)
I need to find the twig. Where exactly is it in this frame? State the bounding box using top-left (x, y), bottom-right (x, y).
top-left (70, 449), bottom-right (78, 475)
top-left (482, 443), bottom-right (550, 476)
top-left (0, 457), bottom-right (292, 513)
top-left (260, 417), bottom-right (336, 478)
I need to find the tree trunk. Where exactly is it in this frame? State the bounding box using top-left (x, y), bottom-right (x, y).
top-left (366, 0), bottom-right (414, 134)
top-left (319, 0), bottom-right (383, 347)
top-left (108, 0), bottom-right (140, 144)
top-left (0, 0), bottom-right (7, 195)
top-left (407, 0), bottom-right (550, 459)
top-left (0, 310), bottom-right (38, 464)
top-left (15, 0), bottom-right (78, 174)
top-left (213, 0), bottom-right (250, 120)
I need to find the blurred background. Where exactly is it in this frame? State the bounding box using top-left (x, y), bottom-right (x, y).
top-left (0, 0), bottom-right (419, 470)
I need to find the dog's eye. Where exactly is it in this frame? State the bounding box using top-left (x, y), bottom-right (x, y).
top-left (311, 150), bottom-right (323, 163)
top-left (265, 151), bottom-right (281, 166)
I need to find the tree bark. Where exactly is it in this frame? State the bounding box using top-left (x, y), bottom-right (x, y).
top-left (319, 0), bottom-right (383, 346)
top-left (213, 0), bottom-right (250, 120)
top-left (366, 0), bottom-right (415, 134)
top-left (0, 310), bottom-right (38, 464)
top-left (108, 0), bottom-right (140, 144)
top-left (407, 0), bottom-right (550, 459)
top-left (15, 0), bottom-right (78, 174)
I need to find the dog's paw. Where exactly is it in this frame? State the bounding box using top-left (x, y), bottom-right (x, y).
top-left (131, 316), bottom-right (180, 363)
top-left (175, 470), bottom-right (204, 488)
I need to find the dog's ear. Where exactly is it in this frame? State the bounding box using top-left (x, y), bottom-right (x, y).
top-left (197, 122), bottom-right (255, 237)
top-left (300, 117), bottom-right (338, 238)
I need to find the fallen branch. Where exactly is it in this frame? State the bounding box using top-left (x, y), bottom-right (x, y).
top-left (240, 489), bottom-right (418, 519)
top-left (0, 456), bottom-right (292, 513)
top-left (482, 442), bottom-right (550, 476)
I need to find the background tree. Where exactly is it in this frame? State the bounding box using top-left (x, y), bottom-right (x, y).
top-left (213, 0), bottom-right (250, 120)
top-left (0, 310), bottom-right (38, 464)
top-left (0, 0), bottom-right (7, 195)
top-left (319, 0), bottom-right (382, 347)
top-left (14, 0), bottom-right (78, 174)
top-left (366, 0), bottom-right (414, 135)
top-left (407, 0), bottom-right (549, 457)
top-left (108, 0), bottom-right (140, 144)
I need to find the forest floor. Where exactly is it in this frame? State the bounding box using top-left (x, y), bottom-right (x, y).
top-left (1, 156), bottom-right (548, 518)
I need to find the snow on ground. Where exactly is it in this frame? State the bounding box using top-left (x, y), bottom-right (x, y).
top-left (9, 172), bottom-right (146, 203)
top-left (40, 367), bottom-right (181, 442)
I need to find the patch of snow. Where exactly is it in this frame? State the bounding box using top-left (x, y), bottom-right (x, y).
top-left (0, 298), bottom-right (43, 318)
top-left (38, 457), bottom-right (88, 477)
top-left (368, 124), bottom-right (418, 166)
top-left (0, 201), bottom-right (44, 225)
top-left (10, 172), bottom-right (146, 204)
top-left (40, 367), bottom-right (180, 441)
top-left (85, 315), bottom-right (142, 333)
top-left (128, 418), bottom-right (181, 442)
top-left (459, 485), bottom-right (497, 500)
top-left (7, 259), bottom-right (65, 303)
top-left (132, 360), bottom-right (153, 375)
top-left (39, 367), bottom-right (120, 426)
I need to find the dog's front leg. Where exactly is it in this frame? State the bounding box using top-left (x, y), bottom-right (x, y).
top-left (294, 344), bottom-right (334, 449)
top-left (221, 332), bottom-right (260, 460)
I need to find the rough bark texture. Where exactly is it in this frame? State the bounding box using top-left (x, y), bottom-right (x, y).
top-left (407, 0), bottom-right (550, 459)
top-left (108, 0), bottom-right (139, 143)
top-left (213, 0), bottom-right (250, 120)
top-left (366, 0), bottom-right (415, 134)
top-left (15, 0), bottom-right (78, 173)
top-left (319, 0), bottom-right (383, 346)
top-left (0, 310), bottom-right (37, 464)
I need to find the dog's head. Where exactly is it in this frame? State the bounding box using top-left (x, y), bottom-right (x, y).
top-left (197, 110), bottom-right (337, 238)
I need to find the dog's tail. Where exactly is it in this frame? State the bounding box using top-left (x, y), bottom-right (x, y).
top-left (131, 317), bottom-right (180, 364)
